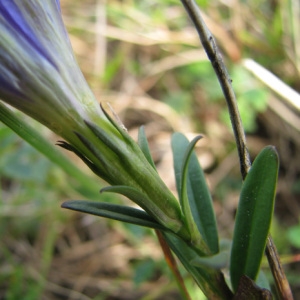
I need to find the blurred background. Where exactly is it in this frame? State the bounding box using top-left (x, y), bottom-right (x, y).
top-left (1, 0), bottom-right (299, 299)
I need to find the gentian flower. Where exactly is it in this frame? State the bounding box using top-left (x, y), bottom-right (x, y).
top-left (0, 0), bottom-right (104, 142)
top-left (0, 0), bottom-right (187, 236)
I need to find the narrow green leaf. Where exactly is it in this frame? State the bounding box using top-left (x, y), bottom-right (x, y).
top-left (100, 185), bottom-right (183, 233)
top-left (100, 185), bottom-right (154, 214)
top-left (172, 132), bottom-right (189, 202)
top-left (230, 146), bottom-right (279, 292)
top-left (57, 140), bottom-right (111, 183)
top-left (138, 126), bottom-right (156, 170)
top-left (61, 200), bottom-right (166, 230)
top-left (172, 132), bottom-right (219, 254)
top-left (179, 134), bottom-right (208, 251)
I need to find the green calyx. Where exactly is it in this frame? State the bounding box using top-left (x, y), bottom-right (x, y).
top-left (59, 108), bottom-right (185, 235)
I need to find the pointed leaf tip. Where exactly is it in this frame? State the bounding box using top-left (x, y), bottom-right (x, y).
top-left (172, 132), bottom-right (219, 254)
top-left (61, 200), bottom-right (167, 230)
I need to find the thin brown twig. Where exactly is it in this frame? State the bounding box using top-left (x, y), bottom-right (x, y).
top-left (266, 236), bottom-right (294, 300)
top-left (155, 230), bottom-right (192, 300)
top-left (179, 0), bottom-right (293, 299)
top-left (179, 0), bottom-right (251, 179)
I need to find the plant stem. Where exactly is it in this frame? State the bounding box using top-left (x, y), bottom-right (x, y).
top-left (179, 0), bottom-right (250, 179)
top-left (266, 236), bottom-right (294, 300)
top-left (155, 230), bottom-right (192, 300)
top-left (179, 0), bottom-right (293, 298)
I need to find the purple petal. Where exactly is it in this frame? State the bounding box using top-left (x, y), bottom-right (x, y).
top-left (0, 0), bottom-right (55, 67)
top-left (55, 0), bottom-right (61, 10)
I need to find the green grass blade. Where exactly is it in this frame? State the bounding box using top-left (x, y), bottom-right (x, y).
top-left (172, 132), bottom-right (219, 254)
top-left (0, 102), bottom-right (101, 194)
top-left (61, 200), bottom-right (166, 230)
top-left (230, 146), bottom-right (279, 291)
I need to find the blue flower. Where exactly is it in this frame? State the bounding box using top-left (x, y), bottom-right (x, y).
top-left (0, 0), bottom-right (104, 140)
top-left (0, 0), bottom-right (186, 235)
